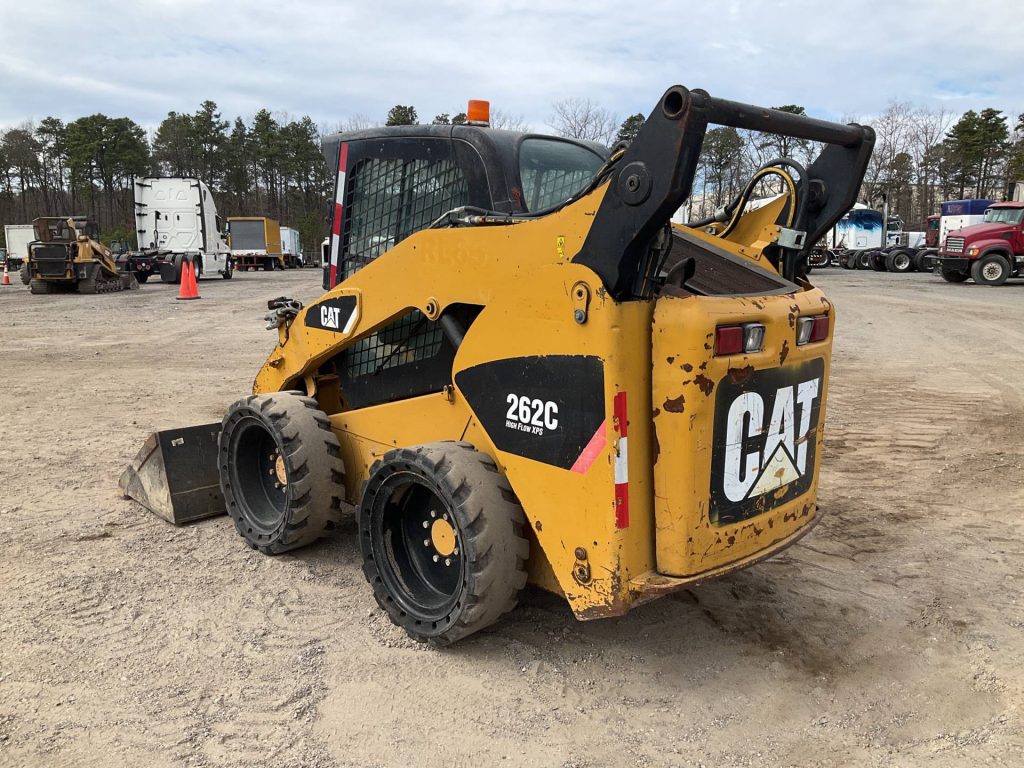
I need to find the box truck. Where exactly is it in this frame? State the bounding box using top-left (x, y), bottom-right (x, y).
top-left (228, 217), bottom-right (284, 271)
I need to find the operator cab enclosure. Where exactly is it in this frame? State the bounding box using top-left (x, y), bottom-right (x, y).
top-left (321, 125), bottom-right (608, 288)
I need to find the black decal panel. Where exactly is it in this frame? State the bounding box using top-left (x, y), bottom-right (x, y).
top-left (709, 358), bottom-right (825, 526)
top-left (305, 295), bottom-right (357, 332)
top-left (455, 356), bottom-right (604, 470)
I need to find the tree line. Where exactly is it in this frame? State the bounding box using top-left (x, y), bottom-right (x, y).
top-left (0, 102), bottom-right (330, 252)
top-left (3, 96), bottom-right (1023, 252)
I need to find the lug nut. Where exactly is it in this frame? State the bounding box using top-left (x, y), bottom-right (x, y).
top-left (423, 539), bottom-right (430, 547)
top-left (422, 521), bottom-right (429, 529)
top-left (444, 558), bottom-right (451, 566)
top-left (432, 555), bottom-right (439, 563)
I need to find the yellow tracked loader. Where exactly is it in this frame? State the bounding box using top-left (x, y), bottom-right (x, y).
top-left (122, 85), bottom-right (874, 645)
top-left (26, 217), bottom-right (138, 294)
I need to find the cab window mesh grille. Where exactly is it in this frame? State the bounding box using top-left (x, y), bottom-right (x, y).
top-left (341, 157), bottom-right (468, 280)
top-left (344, 310), bottom-right (443, 379)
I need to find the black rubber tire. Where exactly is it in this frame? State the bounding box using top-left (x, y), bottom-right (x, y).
top-left (134, 272), bottom-right (150, 284)
top-left (19, 263), bottom-right (30, 285)
top-left (886, 249), bottom-right (914, 273)
top-left (222, 266), bottom-right (232, 279)
top-left (940, 268), bottom-right (969, 283)
top-left (220, 391), bottom-right (345, 555)
top-left (971, 254), bottom-right (1011, 286)
top-left (869, 251), bottom-right (886, 271)
top-left (29, 278), bottom-right (54, 294)
top-left (358, 441), bottom-right (529, 646)
top-left (913, 251), bottom-right (932, 273)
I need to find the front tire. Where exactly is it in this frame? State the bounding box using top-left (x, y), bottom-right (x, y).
top-left (19, 263), bottom-right (30, 285)
top-left (940, 268), bottom-right (969, 283)
top-left (358, 442), bottom-right (529, 646)
top-left (971, 254), bottom-right (1010, 286)
top-left (220, 391), bottom-right (344, 554)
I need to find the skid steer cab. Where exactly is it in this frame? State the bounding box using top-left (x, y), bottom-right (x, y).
top-left (123, 86), bottom-right (873, 645)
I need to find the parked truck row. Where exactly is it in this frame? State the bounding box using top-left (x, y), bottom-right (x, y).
top-left (2, 177), bottom-right (319, 288)
top-left (810, 191), bottom-right (1024, 285)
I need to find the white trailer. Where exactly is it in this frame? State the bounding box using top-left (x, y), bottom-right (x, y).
top-left (4, 223), bottom-right (35, 265)
top-left (280, 226), bottom-right (303, 267)
top-left (134, 177), bottom-right (232, 282)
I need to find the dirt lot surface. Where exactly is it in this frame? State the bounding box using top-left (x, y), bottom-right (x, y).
top-left (1, 268), bottom-right (1022, 767)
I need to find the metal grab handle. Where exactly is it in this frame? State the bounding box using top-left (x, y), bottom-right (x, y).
top-left (691, 90), bottom-right (868, 149)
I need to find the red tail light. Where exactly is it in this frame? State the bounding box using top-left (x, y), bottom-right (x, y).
top-left (715, 326), bottom-right (744, 355)
top-left (715, 323), bottom-right (764, 356)
top-left (810, 315), bottom-right (829, 342)
top-left (797, 315), bottom-right (829, 345)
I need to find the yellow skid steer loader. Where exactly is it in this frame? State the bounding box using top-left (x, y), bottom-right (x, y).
top-left (122, 85), bottom-right (873, 645)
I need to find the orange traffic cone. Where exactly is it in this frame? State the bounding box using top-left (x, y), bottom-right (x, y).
top-left (1, 262), bottom-right (10, 286)
top-left (176, 260), bottom-right (200, 301)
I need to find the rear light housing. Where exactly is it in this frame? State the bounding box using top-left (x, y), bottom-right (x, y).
top-left (797, 315), bottom-right (829, 345)
top-left (715, 323), bottom-right (765, 356)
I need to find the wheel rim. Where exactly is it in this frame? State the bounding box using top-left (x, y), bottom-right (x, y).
top-left (228, 416), bottom-right (289, 531)
top-left (982, 262), bottom-right (1003, 281)
top-left (894, 253), bottom-right (910, 270)
top-left (373, 473), bottom-right (464, 622)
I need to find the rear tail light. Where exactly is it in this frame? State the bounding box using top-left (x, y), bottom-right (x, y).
top-left (797, 315), bottom-right (829, 345)
top-left (715, 323), bottom-right (765, 356)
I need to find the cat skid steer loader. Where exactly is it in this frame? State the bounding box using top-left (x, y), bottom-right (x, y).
top-left (122, 85), bottom-right (873, 645)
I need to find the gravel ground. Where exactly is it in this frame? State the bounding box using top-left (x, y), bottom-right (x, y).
top-left (0, 267), bottom-right (1022, 767)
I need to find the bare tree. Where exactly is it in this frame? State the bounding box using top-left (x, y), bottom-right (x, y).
top-left (549, 98), bottom-right (617, 145)
top-left (490, 109), bottom-right (530, 132)
top-left (343, 114), bottom-right (379, 132)
top-left (909, 106), bottom-right (953, 225)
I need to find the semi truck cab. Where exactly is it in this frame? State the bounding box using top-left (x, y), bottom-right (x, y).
top-left (936, 202), bottom-right (1024, 285)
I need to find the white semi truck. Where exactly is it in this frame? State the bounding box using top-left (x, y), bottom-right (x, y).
top-left (3, 223), bottom-right (35, 284)
top-left (134, 177), bottom-right (232, 282)
top-left (280, 226), bottom-right (303, 268)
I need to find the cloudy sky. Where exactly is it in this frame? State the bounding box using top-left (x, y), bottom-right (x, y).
top-left (1, 0), bottom-right (1022, 132)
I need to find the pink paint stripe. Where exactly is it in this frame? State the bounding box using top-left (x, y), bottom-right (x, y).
top-left (338, 142), bottom-right (349, 172)
top-left (570, 419), bottom-right (607, 474)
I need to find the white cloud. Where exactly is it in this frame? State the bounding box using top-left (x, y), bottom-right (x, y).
top-left (0, 0), bottom-right (1021, 130)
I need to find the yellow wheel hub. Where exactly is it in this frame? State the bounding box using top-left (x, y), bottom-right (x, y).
top-left (273, 454), bottom-right (288, 485)
top-left (430, 518), bottom-right (456, 557)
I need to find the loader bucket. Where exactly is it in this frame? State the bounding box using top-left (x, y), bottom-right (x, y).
top-left (119, 423), bottom-right (225, 525)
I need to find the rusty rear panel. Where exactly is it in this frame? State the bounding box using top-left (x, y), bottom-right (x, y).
top-left (650, 286), bottom-right (833, 577)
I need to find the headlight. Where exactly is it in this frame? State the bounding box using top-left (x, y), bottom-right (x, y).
top-left (967, 247), bottom-right (979, 256)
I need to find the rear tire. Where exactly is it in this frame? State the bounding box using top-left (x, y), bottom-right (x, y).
top-left (220, 391), bottom-right (345, 554)
top-left (19, 263), bottom-right (30, 285)
top-left (971, 253), bottom-right (1010, 286)
top-left (886, 249), bottom-right (913, 273)
top-left (358, 442), bottom-right (529, 646)
top-left (29, 278), bottom-right (54, 294)
top-left (913, 250), bottom-right (933, 273)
